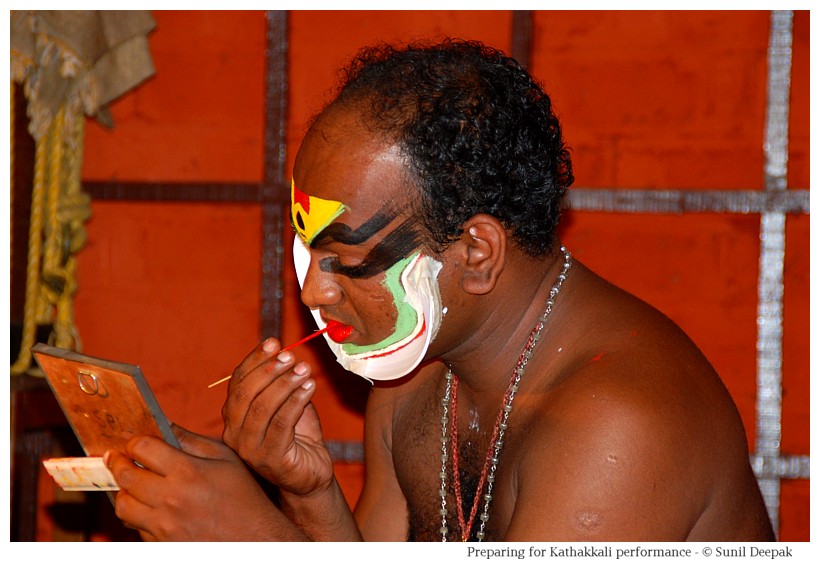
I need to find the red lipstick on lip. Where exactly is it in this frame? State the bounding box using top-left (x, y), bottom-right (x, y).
top-left (325, 320), bottom-right (354, 343)
top-left (277, 319), bottom-right (353, 350)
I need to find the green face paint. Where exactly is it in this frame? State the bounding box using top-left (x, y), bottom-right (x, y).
top-left (294, 237), bottom-right (444, 382)
top-left (341, 252), bottom-right (420, 355)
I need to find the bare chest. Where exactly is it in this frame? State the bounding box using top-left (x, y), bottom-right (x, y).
top-left (391, 381), bottom-right (523, 542)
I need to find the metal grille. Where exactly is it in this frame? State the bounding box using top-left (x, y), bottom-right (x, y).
top-left (560, 11), bottom-right (808, 535)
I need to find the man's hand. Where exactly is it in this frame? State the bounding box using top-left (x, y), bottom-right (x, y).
top-left (221, 338), bottom-right (334, 496)
top-left (107, 425), bottom-right (296, 541)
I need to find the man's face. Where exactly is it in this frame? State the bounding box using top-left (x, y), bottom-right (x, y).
top-left (291, 107), bottom-right (428, 352)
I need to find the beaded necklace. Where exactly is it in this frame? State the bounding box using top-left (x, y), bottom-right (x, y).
top-left (438, 247), bottom-right (572, 542)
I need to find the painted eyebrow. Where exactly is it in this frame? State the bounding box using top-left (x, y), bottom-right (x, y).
top-left (310, 207), bottom-right (397, 248)
top-left (319, 218), bottom-right (422, 279)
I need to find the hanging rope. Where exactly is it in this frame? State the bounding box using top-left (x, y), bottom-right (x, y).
top-left (11, 113), bottom-right (48, 375)
top-left (10, 82), bottom-right (15, 268)
top-left (11, 103), bottom-right (90, 375)
top-left (53, 111), bottom-right (88, 350)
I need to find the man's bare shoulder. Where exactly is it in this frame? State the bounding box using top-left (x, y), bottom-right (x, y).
top-left (509, 348), bottom-right (768, 539)
top-left (527, 262), bottom-right (750, 476)
top-left (522, 338), bottom-right (745, 474)
top-left (504, 264), bottom-right (770, 539)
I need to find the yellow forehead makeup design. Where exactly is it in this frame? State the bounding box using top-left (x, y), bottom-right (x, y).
top-left (291, 179), bottom-right (347, 244)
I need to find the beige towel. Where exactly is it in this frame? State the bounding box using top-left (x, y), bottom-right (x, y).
top-left (11, 10), bottom-right (157, 139)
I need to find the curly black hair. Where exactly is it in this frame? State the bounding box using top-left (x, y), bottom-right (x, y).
top-left (331, 38), bottom-right (573, 258)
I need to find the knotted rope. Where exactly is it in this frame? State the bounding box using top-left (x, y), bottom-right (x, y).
top-left (11, 102), bottom-right (90, 375)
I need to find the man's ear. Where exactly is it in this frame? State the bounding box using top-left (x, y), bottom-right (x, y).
top-left (457, 214), bottom-right (507, 295)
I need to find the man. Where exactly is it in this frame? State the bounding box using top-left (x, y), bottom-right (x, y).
top-left (107, 39), bottom-right (774, 541)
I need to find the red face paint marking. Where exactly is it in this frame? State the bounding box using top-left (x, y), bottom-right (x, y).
top-left (590, 352), bottom-right (605, 363)
top-left (292, 182), bottom-right (311, 213)
top-left (356, 317), bottom-right (427, 360)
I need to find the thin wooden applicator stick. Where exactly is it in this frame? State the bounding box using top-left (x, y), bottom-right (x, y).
top-left (207, 326), bottom-right (331, 389)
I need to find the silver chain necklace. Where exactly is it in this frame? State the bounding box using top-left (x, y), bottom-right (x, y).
top-left (438, 246), bottom-right (572, 542)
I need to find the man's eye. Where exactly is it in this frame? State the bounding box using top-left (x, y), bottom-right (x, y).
top-left (337, 256), bottom-right (364, 268)
top-left (319, 256), bottom-right (380, 279)
top-left (319, 247), bottom-right (364, 268)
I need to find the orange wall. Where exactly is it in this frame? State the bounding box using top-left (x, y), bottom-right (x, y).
top-left (69, 10), bottom-right (808, 540)
top-left (78, 11), bottom-right (267, 438)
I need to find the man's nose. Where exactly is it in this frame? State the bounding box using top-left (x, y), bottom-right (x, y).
top-left (300, 257), bottom-right (343, 309)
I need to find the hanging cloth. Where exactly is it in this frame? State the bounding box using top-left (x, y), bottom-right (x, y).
top-left (10, 10), bottom-right (156, 374)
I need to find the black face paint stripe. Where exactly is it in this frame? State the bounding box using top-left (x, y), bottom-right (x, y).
top-left (319, 218), bottom-right (422, 279)
top-left (311, 209), bottom-right (396, 248)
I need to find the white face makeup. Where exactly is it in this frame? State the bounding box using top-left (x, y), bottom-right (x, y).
top-left (293, 236), bottom-right (444, 382)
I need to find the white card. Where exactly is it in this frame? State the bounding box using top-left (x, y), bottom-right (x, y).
top-left (43, 456), bottom-right (120, 492)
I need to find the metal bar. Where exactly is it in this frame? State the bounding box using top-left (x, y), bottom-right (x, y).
top-left (511, 11), bottom-right (534, 69)
top-left (263, 10), bottom-right (289, 205)
top-left (326, 439), bottom-right (365, 464)
top-left (751, 454), bottom-right (810, 480)
top-left (763, 11), bottom-right (794, 190)
top-left (83, 183), bottom-right (811, 217)
top-left (260, 10), bottom-right (289, 339)
top-left (566, 188), bottom-right (809, 215)
top-left (83, 180), bottom-right (261, 202)
top-left (755, 10), bottom-right (794, 535)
